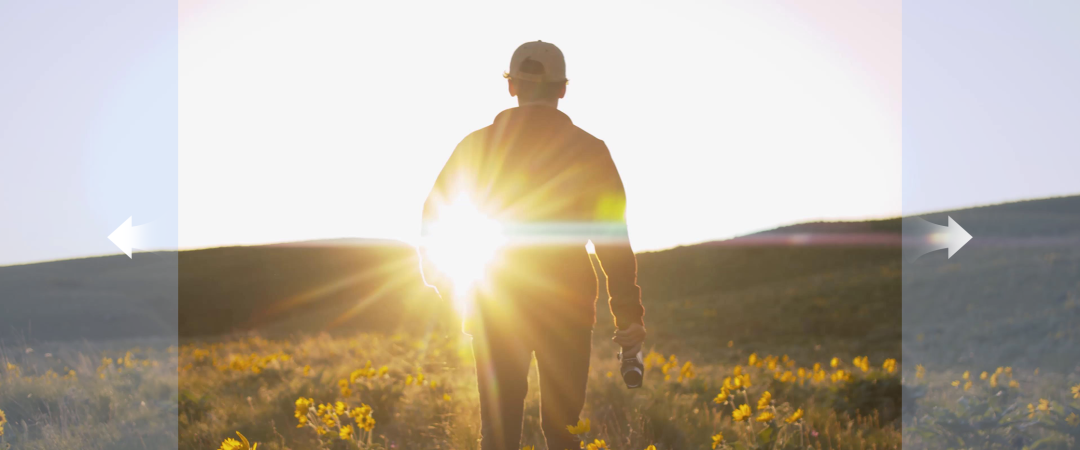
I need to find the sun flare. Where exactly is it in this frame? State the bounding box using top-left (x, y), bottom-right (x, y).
top-left (424, 195), bottom-right (506, 308)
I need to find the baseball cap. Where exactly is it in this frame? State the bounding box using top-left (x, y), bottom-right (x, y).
top-left (505, 40), bottom-right (567, 84)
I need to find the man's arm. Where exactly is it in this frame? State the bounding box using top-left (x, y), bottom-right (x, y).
top-left (419, 200), bottom-right (452, 299)
top-left (590, 143), bottom-right (644, 330)
top-left (417, 140), bottom-right (465, 299)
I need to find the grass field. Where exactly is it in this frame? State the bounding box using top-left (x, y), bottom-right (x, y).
top-left (3, 331), bottom-right (1079, 450)
top-left (4, 331), bottom-right (907, 450)
top-left (1, 196), bottom-right (1077, 449)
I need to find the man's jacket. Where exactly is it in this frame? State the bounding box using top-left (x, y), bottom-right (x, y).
top-left (419, 105), bottom-right (643, 330)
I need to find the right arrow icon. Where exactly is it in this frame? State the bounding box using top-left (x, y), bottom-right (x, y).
top-left (905, 216), bottom-right (973, 260)
top-left (942, 216), bottom-right (973, 259)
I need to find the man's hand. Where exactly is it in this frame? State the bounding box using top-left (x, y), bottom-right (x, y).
top-left (612, 323), bottom-right (646, 356)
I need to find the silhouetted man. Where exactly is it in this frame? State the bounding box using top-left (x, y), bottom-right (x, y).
top-left (419, 41), bottom-right (645, 450)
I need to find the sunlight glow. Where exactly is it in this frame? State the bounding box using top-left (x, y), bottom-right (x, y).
top-left (424, 195), bottom-right (507, 311)
top-left (178, 1), bottom-right (901, 254)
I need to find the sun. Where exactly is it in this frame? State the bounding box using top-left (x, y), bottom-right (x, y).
top-left (423, 194), bottom-right (507, 311)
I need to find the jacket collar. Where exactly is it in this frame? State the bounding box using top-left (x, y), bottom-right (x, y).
top-left (493, 105), bottom-right (573, 126)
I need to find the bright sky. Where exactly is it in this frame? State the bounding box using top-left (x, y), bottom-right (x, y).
top-left (902, 1), bottom-right (1080, 214)
top-left (178, 0), bottom-right (901, 253)
top-left (5, 1), bottom-right (1077, 266)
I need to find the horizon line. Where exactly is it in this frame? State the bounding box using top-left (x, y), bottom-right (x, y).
top-left (3, 193), bottom-right (1076, 268)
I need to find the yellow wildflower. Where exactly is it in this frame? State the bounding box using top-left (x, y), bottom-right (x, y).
top-left (733, 365), bottom-right (742, 376)
top-left (1028, 403), bottom-right (1036, 418)
top-left (346, 403), bottom-right (376, 432)
top-left (980, 371), bottom-right (988, 380)
top-left (443, 393), bottom-right (452, 401)
top-left (643, 351), bottom-right (665, 370)
top-left (951, 380), bottom-right (960, 387)
top-left (523, 446), bottom-right (535, 450)
top-left (678, 361), bottom-right (696, 381)
top-left (735, 373), bottom-right (752, 389)
top-left (339, 424), bottom-right (354, 440)
top-left (1071, 384), bottom-right (1080, 399)
top-left (882, 358), bottom-right (897, 374)
top-left (756, 411), bottom-right (774, 422)
top-left (915, 364), bottom-right (925, 380)
top-left (1066, 412), bottom-right (1079, 427)
top-left (1037, 398), bottom-right (1051, 412)
top-left (357, 415), bottom-right (376, 432)
top-left (1009, 379), bottom-right (1019, 388)
top-left (218, 438), bottom-right (242, 450)
top-left (964, 381), bottom-right (972, 391)
top-left (647, 446), bottom-right (658, 450)
top-left (661, 355), bottom-right (678, 379)
top-left (713, 387), bottom-right (730, 404)
top-left (711, 433), bottom-right (724, 449)
top-left (294, 397), bottom-right (313, 427)
top-left (586, 439), bottom-right (608, 450)
top-left (0, 407), bottom-right (6, 437)
top-left (732, 403), bottom-right (752, 422)
top-left (786, 408), bottom-right (804, 424)
top-left (338, 379), bottom-right (351, 397)
top-left (757, 391), bottom-right (772, 410)
top-left (220, 432), bottom-right (257, 450)
top-left (567, 418), bottom-right (591, 435)
top-left (749, 353), bottom-right (758, 366)
top-left (830, 357), bottom-right (840, 368)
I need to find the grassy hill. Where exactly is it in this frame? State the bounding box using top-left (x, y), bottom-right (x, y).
top-left (0, 252), bottom-right (178, 341)
top-left (902, 195), bottom-right (1080, 372)
top-left (2, 195), bottom-right (1078, 450)
top-left (177, 239), bottom-right (442, 338)
top-left (1, 195), bottom-right (1076, 371)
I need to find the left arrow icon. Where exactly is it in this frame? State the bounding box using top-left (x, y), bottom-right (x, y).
top-left (108, 216), bottom-right (152, 258)
top-left (108, 217), bottom-right (135, 258)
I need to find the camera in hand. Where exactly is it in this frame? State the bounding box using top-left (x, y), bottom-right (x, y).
top-left (618, 346), bottom-right (644, 389)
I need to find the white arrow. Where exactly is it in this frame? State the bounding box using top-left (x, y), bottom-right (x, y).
top-left (942, 216), bottom-right (973, 258)
top-left (107, 216), bottom-right (152, 258)
top-left (905, 216), bottom-right (973, 260)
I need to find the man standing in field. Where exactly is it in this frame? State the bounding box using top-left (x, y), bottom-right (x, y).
top-left (419, 41), bottom-right (645, 450)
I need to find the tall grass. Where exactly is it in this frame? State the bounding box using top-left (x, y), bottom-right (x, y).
top-left (0, 338), bottom-right (177, 450)
top-left (8, 332), bottom-right (1075, 449)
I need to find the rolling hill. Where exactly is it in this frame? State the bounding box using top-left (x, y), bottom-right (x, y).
top-left (902, 195), bottom-right (1080, 371)
top-left (1, 195), bottom-right (1076, 371)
